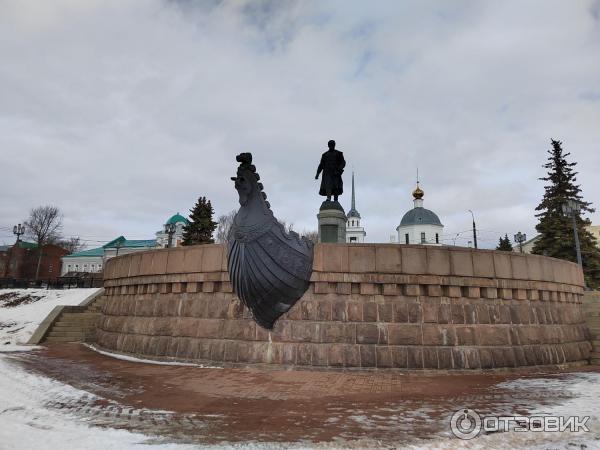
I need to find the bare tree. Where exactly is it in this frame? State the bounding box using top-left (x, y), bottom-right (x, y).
top-left (215, 210), bottom-right (237, 244)
top-left (57, 237), bottom-right (85, 254)
top-left (301, 229), bottom-right (319, 244)
top-left (277, 219), bottom-right (295, 233)
top-left (25, 205), bottom-right (63, 245)
top-left (25, 205), bottom-right (63, 278)
top-left (216, 211), bottom-right (299, 244)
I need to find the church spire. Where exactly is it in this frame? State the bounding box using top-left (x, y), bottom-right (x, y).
top-left (351, 171), bottom-right (356, 210)
top-left (347, 171), bottom-right (361, 218)
top-left (412, 168), bottom-right (424, 207)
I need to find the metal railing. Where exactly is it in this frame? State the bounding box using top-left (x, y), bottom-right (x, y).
top-left (0, 277), bottom-right (103, 290)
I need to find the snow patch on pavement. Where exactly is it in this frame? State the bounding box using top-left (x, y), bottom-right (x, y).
top-left (0, 288), bottom-right (100, 350)
top-left (0, 355), bottom-right (195, 450)
top-left (408, 372), bottom-right (600, 449)
top-left (83, 343), bottom-right (224, 369)
top-left (0, 353), bottom-right (376, 449)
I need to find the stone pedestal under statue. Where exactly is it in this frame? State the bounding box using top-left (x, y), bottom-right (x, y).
top-left (317, 200), bottom-right (346, 243)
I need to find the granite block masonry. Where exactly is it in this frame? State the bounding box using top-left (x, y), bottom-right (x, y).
top-left (97, 243), bottom-right (591, 370)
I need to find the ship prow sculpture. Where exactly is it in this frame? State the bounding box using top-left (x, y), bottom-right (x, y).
top-left (228, 153), bottom-right (314, 329)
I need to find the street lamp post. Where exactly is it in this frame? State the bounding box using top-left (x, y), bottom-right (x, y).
top-left (114, 240), bottom-right (123, 257)
top-left (165, 223), bottom-right (176, 248)
top-left (561, 199), bottom-right (583, 268)
top-left (514, 232), bottom-right (526, 253)
top-left (13, 224), bottom-right (25, 244)
top-left (451, 233), bottom-right (460, 246)
top-left (468, 210), bottom-right (478, 249)
top-left (6, 224), bottom-right (25, 278)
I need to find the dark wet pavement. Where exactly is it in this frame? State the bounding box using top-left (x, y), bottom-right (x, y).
top-left (3, 344), bottom-right (599, 447)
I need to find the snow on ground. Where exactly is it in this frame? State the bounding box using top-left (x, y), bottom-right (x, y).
top-left (0, 354), bottom-right (199, 450)
top-left (0, 352), bottom-right (325, 450)
top-left (408, 372), bottom-right (600, 449)
top-left (84, 343), bottom-right (224, 369)
top-left (2, 346), bottom-right (599, 450)
top-left (0, 288), bottom-right (100, 351)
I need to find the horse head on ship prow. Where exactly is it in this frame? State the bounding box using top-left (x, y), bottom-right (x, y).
top-left (228, 153), bottom-right (314, 330)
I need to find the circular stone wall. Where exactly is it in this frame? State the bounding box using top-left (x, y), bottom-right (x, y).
top-left (96, 243), bottom-right (592, 370)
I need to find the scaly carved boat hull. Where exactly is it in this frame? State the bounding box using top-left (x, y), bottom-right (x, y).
top-left (228, 221), bottom-right (313, 329)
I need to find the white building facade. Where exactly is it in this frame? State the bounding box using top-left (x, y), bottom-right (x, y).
top-left (61, 213), bottom-right (189, 275)
top-left (155, 213), bottom-right (189, 248)
top-left (61, 248), bottom-right (104, 275)
top-left (345, 172), bottom-right (366, 243)
top-left (61, 236), bottom-right (157, 275)
top-left (396, 183), bottom-right (444, 245)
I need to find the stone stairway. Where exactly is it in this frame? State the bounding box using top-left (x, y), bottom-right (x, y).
top-left (583, 291), bottom-right (600, 365)
top-left (29, 291), bottom-right (106, 345)
top-left (44, 311), bottom-right (103, 343)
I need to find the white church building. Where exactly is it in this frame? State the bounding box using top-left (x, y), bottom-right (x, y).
top-left (155, 213), bottom-right (189, 248)
top-left (396, 182), bottom-right (444, 245)
top-left (346, 172), bottom-right (366, 243)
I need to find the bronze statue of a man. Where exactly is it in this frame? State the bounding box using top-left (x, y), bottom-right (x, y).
top-left (315, 140), bottom-right (346, 202)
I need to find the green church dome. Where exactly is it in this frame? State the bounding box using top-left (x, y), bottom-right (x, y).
top-left (166, 213), bottom-right (188, 225)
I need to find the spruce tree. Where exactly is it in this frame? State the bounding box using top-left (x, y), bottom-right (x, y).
top-left (532, 139), bottom-right (600, 288)
top-left (181, 196), bottom-right (217, 246)
top-left (496, 234), bottom-right (513, 252)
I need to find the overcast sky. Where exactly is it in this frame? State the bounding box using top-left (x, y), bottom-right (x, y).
top-left (1, 0), bottom-right (599, 249)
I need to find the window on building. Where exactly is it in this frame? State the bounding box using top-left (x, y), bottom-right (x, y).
top-left (435, 233), bottom-right (439, 244)
top-left (67, 264), bottom-right (72, 271)
top-left (350, 237), bottom-right (357, 243)
top-left (48, 264), bottom-right (53, 273)
top-left (405, 234), bottom-right (409, 245)
top-left (421, 232), bottom-right (426, 244)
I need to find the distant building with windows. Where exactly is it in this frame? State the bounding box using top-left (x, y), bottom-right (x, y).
top-left (345, 172), bottom-right (366, 243)
top-left (155, 213), bottom-right (189, 248)
top-left (1, 242), bottom-right (67, 279)
top-left (396, 182), bottom-right (444, 246)
top-left (61, 247), bottom-right (104, 275)
top-left (61, 236), bottom-right (156, 275)
top-left (60, 212), bottom-right (189, 275)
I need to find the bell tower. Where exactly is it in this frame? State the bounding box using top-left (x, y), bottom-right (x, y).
top-left (345, 172), bottom-right (366, 243)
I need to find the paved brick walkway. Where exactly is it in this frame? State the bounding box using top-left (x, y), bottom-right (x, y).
top-left (5, 344), bottom-right (598, 447)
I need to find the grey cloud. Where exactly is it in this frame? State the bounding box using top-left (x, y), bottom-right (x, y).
top-left (1, 0), bottom-right (599, 248)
